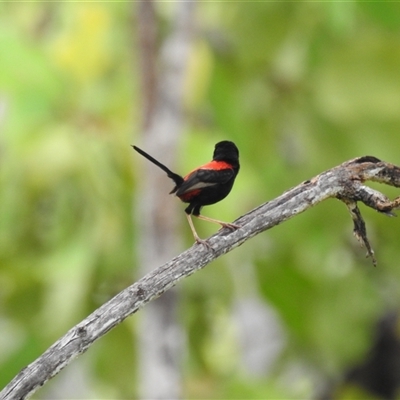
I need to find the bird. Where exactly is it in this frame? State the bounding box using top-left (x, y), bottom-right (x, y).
top-left (132, 141), bottom-right (240, 247)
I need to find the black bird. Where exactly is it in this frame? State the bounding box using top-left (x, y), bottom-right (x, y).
top-left (132, 141), bottom-right (240, 247)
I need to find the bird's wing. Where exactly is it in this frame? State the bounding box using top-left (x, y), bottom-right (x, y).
top-left (176, 167), bottom-right (234, 196)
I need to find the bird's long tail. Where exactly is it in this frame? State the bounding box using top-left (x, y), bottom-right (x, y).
top-left (132, 145), bottom-right (184, 188)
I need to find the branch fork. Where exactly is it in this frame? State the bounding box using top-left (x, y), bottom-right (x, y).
top-left (334, 157), bottom-right (400, 266)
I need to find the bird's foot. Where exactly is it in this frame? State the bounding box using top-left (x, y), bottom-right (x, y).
top-left (220, 222), bottom-right (241, 231)
top-left (194, 237), bottom-right (214, 251)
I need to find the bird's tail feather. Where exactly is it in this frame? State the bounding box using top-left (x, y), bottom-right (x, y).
top-left (132, 145), bottom-right (184, 187)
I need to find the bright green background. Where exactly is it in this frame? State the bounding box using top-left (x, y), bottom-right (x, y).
top-left (1, 2), bottom-right (400, 399)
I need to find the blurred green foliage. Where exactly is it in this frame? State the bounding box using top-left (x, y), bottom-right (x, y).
top-left (1, 2), bottom-right (400, 399)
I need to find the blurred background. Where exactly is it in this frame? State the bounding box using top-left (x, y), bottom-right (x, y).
top-left (1, 2), bottom-right (400, 399)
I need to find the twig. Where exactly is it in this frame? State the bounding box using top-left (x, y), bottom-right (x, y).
top-left (1, 155), bottom-right (400, 400)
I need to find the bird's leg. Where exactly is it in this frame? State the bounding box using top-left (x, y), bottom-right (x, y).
top-left (195, 214), bottom-right (241, 231)
top-left (185, 214), bottom-right (213, 250)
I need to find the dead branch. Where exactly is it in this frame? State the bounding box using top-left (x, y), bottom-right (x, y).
top-left (2, 155), bottom-right (400, 400)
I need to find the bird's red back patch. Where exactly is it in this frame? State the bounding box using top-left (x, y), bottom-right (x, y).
top-left (184, 160), bottom-right (233, 179)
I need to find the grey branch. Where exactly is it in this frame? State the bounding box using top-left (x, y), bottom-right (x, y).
top-left (2, 156), bottom-right (400, 400)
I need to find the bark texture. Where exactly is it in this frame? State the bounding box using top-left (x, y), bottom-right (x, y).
top-left (2, 156), bottom-right (400, 400)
